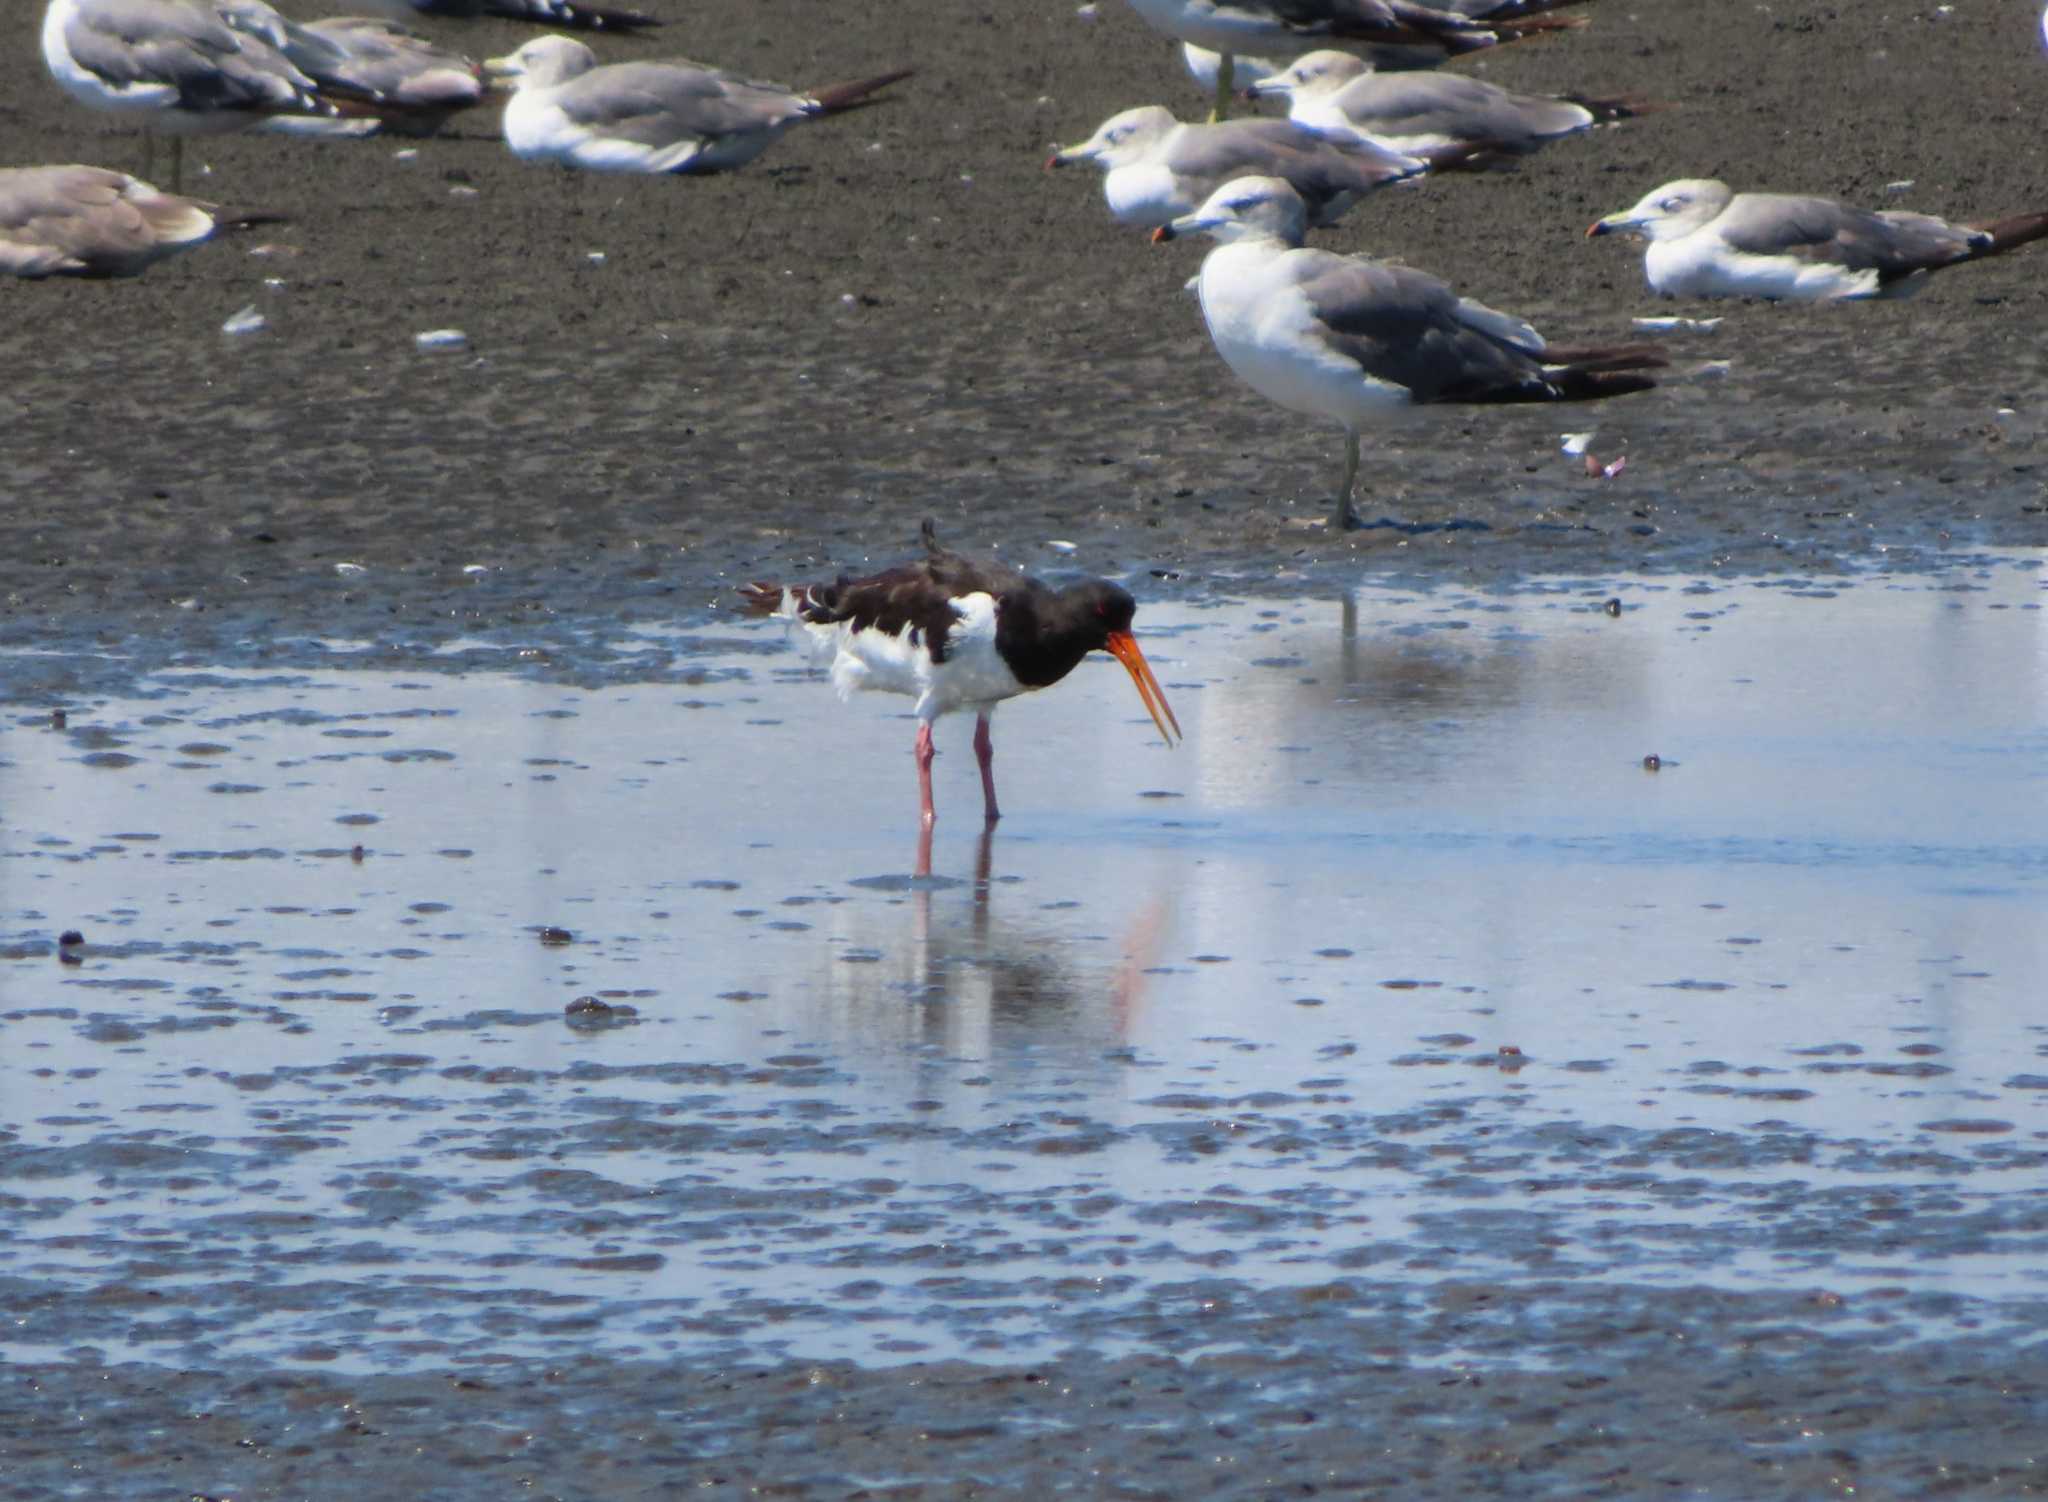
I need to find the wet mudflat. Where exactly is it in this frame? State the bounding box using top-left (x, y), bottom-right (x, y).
top-left (3, 557), bottom-right (2044, 1497)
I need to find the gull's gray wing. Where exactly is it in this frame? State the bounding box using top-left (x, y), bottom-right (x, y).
top-left (62, 0), bottom-right (311, 111)
top-left (296, 18), bottom-right (480, 108)
top-left (1172, 118), bottom-right (1422, 206)
top-left (552, 60), bottom-right (804, 147)
top-left (0, 164), bottom-right (209, 277)
top-left (1289, 250), bottom-right (1548, 400)
top-left (1714, 192), bottom-right (1980, 275)
top-left (1328, 71), bottom-right (1587, 148)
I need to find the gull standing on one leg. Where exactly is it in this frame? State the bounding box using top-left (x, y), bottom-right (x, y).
top-left (1154, 175), bottom-right (1663, 529)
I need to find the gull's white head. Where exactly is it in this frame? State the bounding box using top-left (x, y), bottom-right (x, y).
top-left (1246, 49), bottom-right (1370, 102)
top-left (1153, 175), bottom-right (1309, 248)
top-left (1588, 178), bottom-right (1733, 242)
top-left (1047, 105), bottom-right (1179, 171)
top-left (484, 35), bottom-right (598, 89)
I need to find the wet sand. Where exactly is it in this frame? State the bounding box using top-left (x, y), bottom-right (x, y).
top-left (3, 0), bottom-right (2047, 680)
top-left (4, 0), bottom-right (2048, 1494)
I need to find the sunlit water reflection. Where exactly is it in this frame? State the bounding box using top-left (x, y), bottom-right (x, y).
top-left (2, 557), bottom-right (2043, 1371)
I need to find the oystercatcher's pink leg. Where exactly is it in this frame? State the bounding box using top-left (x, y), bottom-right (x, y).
top-left (915, 721), bottom-right (937, 828)
top-left (973, 713), bottom-right (1000, 825)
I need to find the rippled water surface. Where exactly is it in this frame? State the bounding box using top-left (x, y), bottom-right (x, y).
top-left (3, 557), bottom-right (2044, 1375)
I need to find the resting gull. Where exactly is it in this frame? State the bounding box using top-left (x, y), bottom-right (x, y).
top-left (258, 17), bottom-right (484, 137)
top-left (486, 36), bottom-right (911, 175)
top-left (1124, 0), bottom-right (1586, 120)
top-left (1047, 105), bottom-right (1454, 231)
top-left (1588, 178), bottom-right (2048, 300)
top-left (1153, 175), bottom-right (1662, 529)
top-left (363, 0), bottom-right (660, 32)
top-left (0, 163), bottom-right (279, 278)
top-left (1247, 48), bottom-right (1654, 158)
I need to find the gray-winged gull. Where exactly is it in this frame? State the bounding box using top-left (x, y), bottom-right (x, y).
top-left (1124, 0), bottom-right (1587, 120)
top-left (1048, 105), bottom-right (1454, 231)
top-left (1247, 47), bottom-right (1654, 157)
top-left (41, 0), bottom-right (382, 183)
top-left (0, 163), bottom-right (280, 277)
top-left (362, 0), bottom-right (659, 32)
top-left (485, 36), bottom-right (911, 175)
top-left (1588, 178), bottom-right (2048, 300)
top-left (256, 17), bottom-right (484, 137)
top-left (1153, 175), bottom-right (1662, 529)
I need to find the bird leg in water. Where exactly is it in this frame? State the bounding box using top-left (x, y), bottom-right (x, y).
top-left (973, 713), bottom-right (1000, 825)
top-left (915, 721), bottom-right (937, 828)
top-left (1330, 428), bottom-right (1362, 530)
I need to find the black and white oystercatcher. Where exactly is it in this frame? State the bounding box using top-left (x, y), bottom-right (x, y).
top-left (740, 523), bottom-right (1181, 828)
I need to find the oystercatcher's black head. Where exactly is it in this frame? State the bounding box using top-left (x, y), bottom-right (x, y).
top-left (1002, 578), bottom-right (1180, 747)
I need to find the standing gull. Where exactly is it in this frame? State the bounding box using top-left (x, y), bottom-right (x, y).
top-left (1588, 179), bottom-right (2048, 300)
top-left (1124, 0), bottom-right (1586, 120)
top-left (1154, 175), bottom-right (1662, 529)
top-left (1247, 48), bottom-right (1655, 158)
top-left (0, 163), bottom-right (280, 278)
top-left (1047, 105), bottom-right (1450, 231)
top-left (42, 0), bottom-right (374, 184)
top-left (739, 522), bottom-right (1180, 830)
top-left (486, 36), bottom-right (911, 175)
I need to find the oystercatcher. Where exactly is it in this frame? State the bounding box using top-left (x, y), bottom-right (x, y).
top-left (740, 523), bottom-right (1181, 828)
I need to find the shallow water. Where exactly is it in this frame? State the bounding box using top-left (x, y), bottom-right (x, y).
top-left (3, 555), bottom-right (2044, 1376)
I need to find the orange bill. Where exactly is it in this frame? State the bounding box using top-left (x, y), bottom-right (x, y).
top-left (1104, 631), bottom-right (1182, 748)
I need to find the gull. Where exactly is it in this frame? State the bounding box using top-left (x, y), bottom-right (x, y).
top-left (1047, 104), bottom-right (1452, 231)
top-left (1123, 0), bottom-right (1587, 120)
top-left (361, 0), bottom-right (660, 32)
top-left (260, 17), bottom-right (485, 137)
top-left (0, 163), bottom-right (280, 277)
top-left (1181, 0), bottom-right (1598, 92)
top-left (41, 0), bottom-right (377, 185)
top-left (1588, 178), bottom-right (2048, 300)
top-left (739, 521), bottom-right (1180, 830)
top-left (485, 36), bottom-right (911, 175)
top-left (1247, 48), bottom-right (1656, 158)
top-left (1153, 175), bottom-right (1663, 529)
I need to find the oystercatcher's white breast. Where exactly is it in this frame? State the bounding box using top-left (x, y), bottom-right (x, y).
top-left (796, 592), bottom-right (1026, 722)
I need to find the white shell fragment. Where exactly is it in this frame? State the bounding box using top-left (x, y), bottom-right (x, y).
top-left (221, 305), bottom-right (266, 336)
top-left (1046, 539), bottom-right (1079, 554)
top-left (415, 329), bottom-right (469, 351)
top-left (334, 561), bottom-right (368, 577)
top-left (1630, 316), bottom-right (1723, 335)
top-left (1560, 432), bottom-right (1594, 457)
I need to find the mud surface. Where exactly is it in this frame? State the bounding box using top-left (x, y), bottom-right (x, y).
top-left (4, 0), bottom-right (2048, 1495)
top-left (3, 0), bottom-right (2047, 686)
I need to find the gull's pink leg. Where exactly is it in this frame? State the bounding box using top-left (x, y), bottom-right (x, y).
top-left (973, 712), bottom-right (1000, 825)
top-left (915, 721), bottom-right (937, 828)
